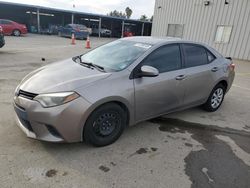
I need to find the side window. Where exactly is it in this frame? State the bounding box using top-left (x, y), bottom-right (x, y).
top-left (207, 50), bottom-right (216, 63)
top-left (142, 44), bottom-right (182, 73)
top-left (183, 44), bottom-right (208, 68)
top-left (1, 20), bottom-right (12, 25)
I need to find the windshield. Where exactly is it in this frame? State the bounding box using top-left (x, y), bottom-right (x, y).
top-left (81, 40), bottom-right (152, 71)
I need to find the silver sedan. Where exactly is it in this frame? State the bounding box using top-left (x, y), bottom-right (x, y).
top-left (13, 37), bottom-right (235, 146)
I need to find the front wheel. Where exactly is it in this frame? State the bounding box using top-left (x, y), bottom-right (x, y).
top-left (13, 29), bottom-right (21, 36)
top-left (84, 103), bottom-right (127, 147)
top-left (203, 84), bottom-right (226, 112)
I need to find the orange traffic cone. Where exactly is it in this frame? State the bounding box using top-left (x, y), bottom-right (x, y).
top-left (85, 36), bottom-right (91, 49)
top-left (71, 33), bottom-right (76, 45)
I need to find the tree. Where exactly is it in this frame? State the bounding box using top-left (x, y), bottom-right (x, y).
top-left (150, 16), bottom-right (153, 22)
top-left (107, 10), bottom-right (126, 18)
top-left (125, 7), bottom-right (133, 19)
top-left (140, 15), bottom-right (148, 21)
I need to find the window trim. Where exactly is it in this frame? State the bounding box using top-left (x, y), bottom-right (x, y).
top-left (180, 43), bottom-right (217, 69)
top-left (130, 43), bottom-right (184, 79)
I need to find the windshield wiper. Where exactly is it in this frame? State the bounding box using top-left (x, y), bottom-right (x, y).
top-left (81, 62), bottom-right (105, 72)
top-left (72, 56), bottom-right (105, 72)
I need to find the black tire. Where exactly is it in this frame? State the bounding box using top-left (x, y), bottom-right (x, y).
top-left (203, 83), bottom-right (226, 112)
top-left (13, 29), bottom-right (21, 36)
top-left (84, 103), bottom-right (127, 147)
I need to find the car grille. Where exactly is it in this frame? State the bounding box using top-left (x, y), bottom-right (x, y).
top-left (14, 104), bottom-right (34, 132)
top-left (18, 90), bottom-right (38, 100)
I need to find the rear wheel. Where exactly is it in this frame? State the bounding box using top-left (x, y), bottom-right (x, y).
top-left (13, 29), bottom-right (21, 36)
top-left (84, 103), bottom-right (127, 147)
top-left (203, 84), bottom-right (226, 112)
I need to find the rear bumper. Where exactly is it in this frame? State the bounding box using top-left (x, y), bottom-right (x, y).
top-left (13, 95), bottom-right (92, 143)
top-left (75, 32), bottom-right (89, 39)
top-left (227, 71), bottom-right (235, 93)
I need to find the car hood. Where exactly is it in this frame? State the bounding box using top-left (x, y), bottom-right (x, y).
top-left (19, 59), bottom-right (111, 94)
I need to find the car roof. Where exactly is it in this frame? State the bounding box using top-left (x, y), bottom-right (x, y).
top-left (121, 36), bottom-right (209, 46)
top-left (120, 36), bottom-right (182, 45)
top-left (120, 36), bottom-right (223, 58)
top-left (69, 24), bottom-right (86, 27)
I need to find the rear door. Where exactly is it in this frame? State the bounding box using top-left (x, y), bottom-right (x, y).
top-left (134, 44), bottom-right (187, 121)
top-left (181, 43), bottom-right (217, 106)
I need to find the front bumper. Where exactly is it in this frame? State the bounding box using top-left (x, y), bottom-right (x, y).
top-left (13, 95), bottom-right (92, 143)
top-left (0, 34), bottom-right (5, 48)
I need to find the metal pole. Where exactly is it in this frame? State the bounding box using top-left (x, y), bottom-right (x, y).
top-left (121, 20), bottom-right (124, 38)
top-left (110, 20), bottom-right (113, 38)
top-left (141, 23), bottom-right (145, 36)
top-left (37, 9), bottom-right (40, 33)
top-left (62, 15), bottom-right (65, 25)
top-left (98, 17), bottom-right (102, 38)
top-left (71, 14), bottom-right (74, 24)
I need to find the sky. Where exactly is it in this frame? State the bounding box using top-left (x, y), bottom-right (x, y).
top-left (1, 0), bottom-right (156, 19)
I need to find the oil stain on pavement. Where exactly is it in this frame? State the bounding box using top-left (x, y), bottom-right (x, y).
top-left (150, 118), bottom-right (250, 188)
top-left (99, 165), bottom-right (110, 172)
top-left (45, 169), bottom-right (57, 178)
top-left (128, 147), bottom-right (159, 158)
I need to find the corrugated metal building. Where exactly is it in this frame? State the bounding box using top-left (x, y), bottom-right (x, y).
top-left (152, 0), bottom-right (250, 61)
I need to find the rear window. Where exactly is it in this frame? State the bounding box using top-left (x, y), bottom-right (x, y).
top-left (183, 44), bottom-right (208, 68)
top-left (72, 24), bottom-right (87, 30)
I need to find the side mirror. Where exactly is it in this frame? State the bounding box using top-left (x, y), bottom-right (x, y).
top-left (139, 65), bottom-right (159, 77)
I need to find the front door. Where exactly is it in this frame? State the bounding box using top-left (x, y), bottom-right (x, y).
top-left (134, 44), bottom-right (186, 121)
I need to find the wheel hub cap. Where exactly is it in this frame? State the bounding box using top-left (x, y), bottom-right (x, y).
top-left (211, 88), bottom-right (224, 108)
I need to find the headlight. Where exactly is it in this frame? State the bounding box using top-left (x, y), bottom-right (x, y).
top-left (34, 92), bottom-right (79, 108)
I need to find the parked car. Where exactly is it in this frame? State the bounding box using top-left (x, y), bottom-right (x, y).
top-left (0, 26), bottom-right (5, 48)
top-left (123, 28), bottom-right (134, 37)
top-left (58, 24), bottom-right (89, 40)
top-left (48, 24), bottom-right (61, 35)
top-left (0, 19), bottom-right (27, 36)
top-left (87, 28), bottom-right (92, 35)
top-left (13, 37), bottom-right (235, 146)
top-left (92, 28), bottom-right (112, 37)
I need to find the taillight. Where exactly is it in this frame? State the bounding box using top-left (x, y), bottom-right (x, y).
top-left (229, 63), bottom-right (235, 71)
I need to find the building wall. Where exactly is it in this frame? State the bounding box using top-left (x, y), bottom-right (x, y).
top-left (152, 0), bottom-right (250, 61)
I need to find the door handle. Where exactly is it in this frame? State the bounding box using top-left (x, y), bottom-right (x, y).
top-left (175, 75), bottom-right (186, 80)
top-left (211, 67), bottom-right (219, 72)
